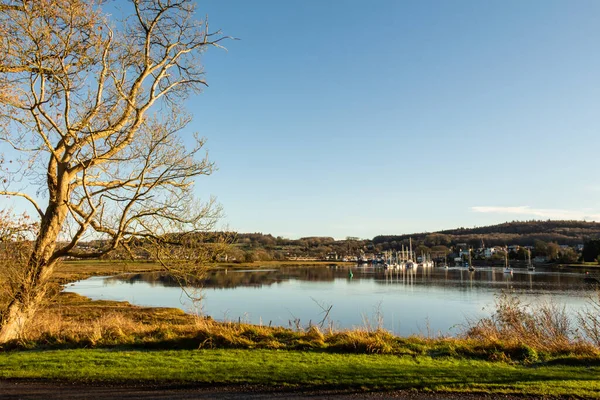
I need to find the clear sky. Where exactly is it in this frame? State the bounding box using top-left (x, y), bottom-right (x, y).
top-left (4, 1), bottom-right (600, 240)
top-left (182, 0), bottom-right (600, 239)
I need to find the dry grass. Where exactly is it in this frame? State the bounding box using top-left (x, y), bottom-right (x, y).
top-left (19, 293), bottom-right (195, 347)
top-left (18, 294), bottom-right (408, 354)
top-left (577, 291), bottom-right (600, 347)
top-left (465, 292), bottom-right (598, 358)
top-left (3, 291), bottom-right (599, 364)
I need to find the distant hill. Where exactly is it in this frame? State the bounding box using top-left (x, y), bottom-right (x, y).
top-left (86, 220), bottom-right (600, 262)
top-left (374, 220), bottom-right (600, 248)
top-left (225, 220), bottom-right (600, 263)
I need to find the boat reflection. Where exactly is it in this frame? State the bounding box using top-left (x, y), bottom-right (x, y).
top-left (104, 264), bottom-right (597, 293)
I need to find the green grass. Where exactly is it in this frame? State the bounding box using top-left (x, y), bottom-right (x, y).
top-left (558, 263), bottom-right (600, 268)
top-left (1, 348), bottom-right (599, 397)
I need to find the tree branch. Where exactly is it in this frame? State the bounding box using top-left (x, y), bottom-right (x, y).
top-left (0, 191), bottom-right (44, 218)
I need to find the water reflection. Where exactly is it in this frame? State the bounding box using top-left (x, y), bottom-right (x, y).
top-left (105, 264), bottom-right (594, 292)
top-left (106, 266), bottom-right (345, 289)
top-left (65, 264), bottom-right (599, 336)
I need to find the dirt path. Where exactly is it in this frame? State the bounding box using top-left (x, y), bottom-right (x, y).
top-left (0, 380), bottom-right (548, 399)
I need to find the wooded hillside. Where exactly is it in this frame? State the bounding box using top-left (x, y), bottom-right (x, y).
top-left (373, 220), bottom-right (600, 248)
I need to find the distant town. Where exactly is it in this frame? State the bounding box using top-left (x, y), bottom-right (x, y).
top-left (73, 220), bottom-right (600, 265)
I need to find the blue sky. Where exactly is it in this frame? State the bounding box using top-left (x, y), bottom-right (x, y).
top-left (184, 0), bottom-right (600, 238)
top-left (4, 1), bottom-right (600, 239)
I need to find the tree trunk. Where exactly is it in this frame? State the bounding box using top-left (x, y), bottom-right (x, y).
top-left (0, 279), bottom-right (50, 343)
top-left (0, 200), bottom-right (66, 343)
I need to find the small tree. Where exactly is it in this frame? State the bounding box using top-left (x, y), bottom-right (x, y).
top-left (0, 210), bottom-right (38, 310)
top-left (558, 248), bottom-right (578, 264)
top-left (0, 0), bottom-right (231, 343)
top-left (546, 242), bottom-right (560, 262)
top-left (534, 240), bottom-right (548, 257)
top-left (583, 240), bottom-right (600, 263)
top-left (414, 244), bottom-right (431, 258)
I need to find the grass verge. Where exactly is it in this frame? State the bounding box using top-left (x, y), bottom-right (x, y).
top-left (0, 348), bottom-right (599, 397)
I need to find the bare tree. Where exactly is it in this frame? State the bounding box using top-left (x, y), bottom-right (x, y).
top-left (0, 0), bottom-right (231, 343)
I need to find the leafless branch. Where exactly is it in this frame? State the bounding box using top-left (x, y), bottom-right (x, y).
top-left (0, 191), bottom-right (44, 218)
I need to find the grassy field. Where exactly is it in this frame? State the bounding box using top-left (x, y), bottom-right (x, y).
top-left (52, 260), bottom-right (352, 283)
top-left (0, 348), bottom-right (599, 397)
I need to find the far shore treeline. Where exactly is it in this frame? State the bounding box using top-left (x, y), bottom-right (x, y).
top-left (85, 220), bottom-right (600, 265)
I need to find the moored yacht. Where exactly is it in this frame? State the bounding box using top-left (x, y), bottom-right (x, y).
top-left (527, 249), bottom-right (535, 271)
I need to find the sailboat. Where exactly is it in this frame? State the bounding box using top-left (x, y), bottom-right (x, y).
top-left (405, 238), bottom-right (416, 269)
top-left (504, 248), bottom-right (513, 274)
top-left (423, 253), bottom-right (434, 268)
top-left (468, 249), bottom-right (475, 272)
top-left (527, 249), bottom-right (535, 271)
top-left (440, 252), bottom-right (448, 268)
top-left (384, 250), bottom-right (398, 270)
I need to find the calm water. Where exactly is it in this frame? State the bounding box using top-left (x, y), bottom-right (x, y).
top-left (63, 264), bottom-right (598, 336)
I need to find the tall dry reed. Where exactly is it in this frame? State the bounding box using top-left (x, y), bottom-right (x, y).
top-left (6, 291), bottom-right (600, 360)
top-left (577, 291), bottom-right (600, 347)
top-left (465, 292), bottom-right (596, 354)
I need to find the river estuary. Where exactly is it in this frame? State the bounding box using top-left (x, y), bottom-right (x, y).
top-left (64, 264), bottom-right (598, 336)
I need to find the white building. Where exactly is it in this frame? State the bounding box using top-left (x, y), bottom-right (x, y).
top-left (483, 248), bottom-right (496, 258)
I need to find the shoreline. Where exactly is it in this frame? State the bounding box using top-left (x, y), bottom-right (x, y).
top-left (52, 260), bottom-right (355, 284)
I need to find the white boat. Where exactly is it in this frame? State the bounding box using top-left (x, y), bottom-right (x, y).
top-left (405, 238), bottom-right (416, 268)
top-left (527, 249), bottom-right (535, 271)
top-left (421, 253), bottom-right (434, 268)
top-left (384, 250), bottom-right (402, 270)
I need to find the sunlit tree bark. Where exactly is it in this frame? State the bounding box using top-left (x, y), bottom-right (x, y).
top-left (0, 0), bottom-right (230, 343)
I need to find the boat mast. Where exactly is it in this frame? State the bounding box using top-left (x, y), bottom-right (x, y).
top-left (468, 248), bottom-right (472, 267)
